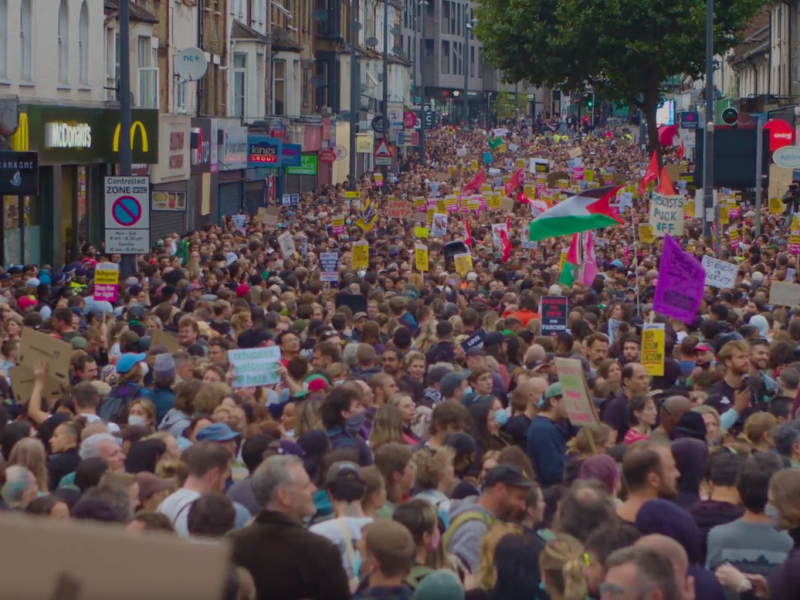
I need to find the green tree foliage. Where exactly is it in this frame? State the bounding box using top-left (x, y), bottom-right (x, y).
top-left (493, 90), bottom-right (530, 122)
top-left (473, 0), bottom-right (766, 166)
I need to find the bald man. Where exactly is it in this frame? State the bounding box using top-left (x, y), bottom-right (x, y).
top-left (650, 395), bottom-right (693, 444)
top-left (636, 535), bottom-right (694, 600)
top-left (524, 343), bottom-right (546, 364)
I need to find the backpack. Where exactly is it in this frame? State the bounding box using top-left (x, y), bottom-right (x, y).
top-left (441, 510), bottom-right (496, 550)
top-left (98, 383), bottom-right (143, 424)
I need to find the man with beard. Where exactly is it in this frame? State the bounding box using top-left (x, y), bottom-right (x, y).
top-left (444, 464), bottom-right (532, 571)
top-left (748, 337), bottom-right (778, 404)
top-left (616, 442), bottom-right (680, 523)
top-left (705, 340), bottom-right (754, 433)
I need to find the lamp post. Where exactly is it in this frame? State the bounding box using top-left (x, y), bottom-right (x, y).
top-left (118, 0), bottom-right (133, 278)
top-left (702, 0), bottom-right (714, 238)
top-left (349, 1), bottom-right (358, 191)
top-left (463, 16), bottom-right (476, 125)
top-left (382, 0), bottom-right (389, 178)
top-left (419, 0), bottom-right (427, 157)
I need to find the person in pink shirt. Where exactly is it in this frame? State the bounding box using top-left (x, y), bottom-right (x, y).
top-left (623, 393), bottom-right (658, 445)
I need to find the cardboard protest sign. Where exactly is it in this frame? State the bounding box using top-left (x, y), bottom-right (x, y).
top-left (453, 253), bottom-right (473, 276)
top-left (568, 147), bottom-right (583, 159)
top-left (641, 324), bottom-right (665, 376)
top-left (228, 347), bottom-right (282, 387)
top-left (150, 330), bottom-right (179, 353)
top-left (0, 510), bottom-right (229, 600)
top-left (352, 241), bottom-right (369, 269)
top-left (19, 328), bottom-right (72, 383)
top-left (769, 281), bottom-right (800, 307)
top-left (262, 206), bottom-right (281, 226)
top-left (638, 225), bottom-right (654, 244)
top-left (547, 172), bottom-right (570, 188)
top-left (701, 255), bottom-right (738, 289)
top-left (387, 200), bottom-right (414, 219)
top-left (277, 231), bottom-right (296, 257)
top-left (649, 193), bottom-right (684, 237)
top-left (8, 365), bottom-right (69, 405)
top-left (653, 235), bottom-right (703, 323)
top-left (554, 357), bottom-right (600, 427)
top-left (414, 244), bottom-right (429, 271)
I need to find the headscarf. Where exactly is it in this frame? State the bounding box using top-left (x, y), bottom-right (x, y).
top-left (671, 438), bottom-right (708, 509)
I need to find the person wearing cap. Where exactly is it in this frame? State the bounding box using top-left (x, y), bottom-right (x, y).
top-left (310, 462), bottom-right (373, 585)
top-left (525, 383), bottom-right (569, 488)
top-left (196, 422), bottom-right (241, 458)
top-left (443, 463), bottom-right (533, 571)
top-left (101, 353), bottom-right (149, 423)
top-left (136, 472), bottom-right (176, 511)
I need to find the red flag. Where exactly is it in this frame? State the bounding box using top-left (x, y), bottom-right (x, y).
top-left (677, 140), bottom-right (685, 159)
top-left (464, 220), bottom-right (472, 247)
top-left (504, 168), bottom-right (524, 196)
top-left (515, 191), bottom-right (531, 205)
top-left (638, 151), bottom-right (658, 195)
top-left (656, 167), bottom-right (676, 195)
top-left (462, 170), bottom-right (486, 194)
top-left (505, 215), bottom-right (511, 231)
top-left (499, 230), bottom-right (511, 263)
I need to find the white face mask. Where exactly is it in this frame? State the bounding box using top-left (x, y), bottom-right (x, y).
top-left (128, 415), bottom-right (147, 427)
top-left (139, 362), bottom-right (149, 377)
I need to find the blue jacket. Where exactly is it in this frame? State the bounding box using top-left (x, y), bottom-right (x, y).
top-left (149, 385), bottom-right (175, 425)
top-left (526, 415), bottom-right (566, 488)
top-left (326, 425), bottom-right (373, 466)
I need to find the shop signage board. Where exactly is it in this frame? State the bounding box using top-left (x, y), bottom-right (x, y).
top-left (104, 176), bottom-right (150, 254)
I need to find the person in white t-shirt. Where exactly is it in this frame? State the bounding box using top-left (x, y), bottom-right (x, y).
top-left (310, 461), bottom-right (373, 582)
top-left (158, 442), bottom-right (231, 537)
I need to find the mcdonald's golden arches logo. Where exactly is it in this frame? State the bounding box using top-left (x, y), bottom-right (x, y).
top-left (112, 121), bottom-right (149, 152)
top-left (10, 113), bottom-right (29, 151)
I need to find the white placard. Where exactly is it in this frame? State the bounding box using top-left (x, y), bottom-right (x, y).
top-left (228, 347), bottom-right (282, 387)
top-left (649, 193), bottom-right (684, 237)
top-left (701, 255), bottom-right (738, 289)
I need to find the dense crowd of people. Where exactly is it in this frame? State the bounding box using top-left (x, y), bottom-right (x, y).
top-left (1, 119), bottom-right (799, 600)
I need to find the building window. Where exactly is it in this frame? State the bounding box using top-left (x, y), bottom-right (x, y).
top-left (176, 81), bottom-right (187, 111)
top-left (256, 50), bottom-right (264, 113)
top-left (442, 1), bottom-right (449, 34)
top-left (20, 0), bottom-right (32, 81)
top-left (274, 59), bottom-right (286, 115)
top-left (441, 40), bottom-right (449, 74)
top-left (79, 1), bottom-right (89, 84)
top-left (470, 45), bottom-right (474, 77)
top-left (0, 0), bottom-right (7, 79)
top-left (302, 65), bottom-right (309, 105)
top-left (137, 37), bottom-right (158, 108)
top-left (58, 0), bottom-right (69, 84)
top-left (233, 53), bottom-right (246, 118)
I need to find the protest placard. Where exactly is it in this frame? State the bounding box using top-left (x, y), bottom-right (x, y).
top-left (431, 214), bottom-right (448, 237)
top-left (701, 255), bottom-right (738, 289)
top-left (769, 196), bottom-right (783, 214)
top-left (231, 214), bottom-right (246, 231)
top-left (352, 241), bottom-right (369, 269)
top-left (387, 200), bottom-right (413, 219)
top-left (541, 296), bottom-right (568, 335)
top-left (19, 328), bottom-right (72, 383)
top-left (320, 252), bottom-right (339, 282)
top-left (150, 330), bottom-right (179, 353)
top-left (649, 193), bottom-right (684, 237)
top-left (641, 324), bottom-right (665, 376)
top-left (331, 215), bottom-right (346, 235)
top-left (8, 365), bottom-right (69, 405)
top-left (228, 347), bottom-right (282, 387)
top-left (460, 329), bottom-right (486, 353)
top-left (415, 244), bottom-right (429, 271)
top-left (653, 235), bottom-right (704, 323)
top-left (554, 357), bottom-right (600, 427)
top-left (93, 263), bottom-right (119, 302)
top-left (262, 206), bottom-right (281, 226)
top-left (638, 225), bottom-right (654, 244)
top-left (277, 231), bottom-right (295, 257)
top-left (769, 281), bottom-right (800, 307)
top-left (453, 253), bottom-right (473, 276)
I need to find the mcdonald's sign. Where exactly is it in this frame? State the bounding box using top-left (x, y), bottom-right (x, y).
top-left (113, 121), bottom-right (149, 152)
top-left (108, 109), bottom-right (159, 164)
top-left (9, 113), bottom-right (29, 152)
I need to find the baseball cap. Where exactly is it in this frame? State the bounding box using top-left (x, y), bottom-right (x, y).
top-left (115, 352), bottom-right (146, 374)
top-left (354, 312), bottom-right (368, 321)
top-left (17, 296), bottom-right (37, 310)
top-left (324, 461), bottom-right (361, 486)
top-left (440, 372), bottom-right (467, 398)
top-left (693, 344), bottom-right (713, 353)
top-left (544, 383), bottom-right (563, 399)
top-left (136, 472), bottom-right (175, 503)
top-left (196, 423), bottom-right (240, 442)
top-left (482, 463), bottom-right (533, 489)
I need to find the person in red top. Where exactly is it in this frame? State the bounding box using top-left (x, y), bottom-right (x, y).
top-left (506, 294), bottom-right (540, 328)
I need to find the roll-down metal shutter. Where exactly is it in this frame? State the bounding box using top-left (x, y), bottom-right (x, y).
top-left (244, 181), bottom-right (265, 216)
top-left (150, 212), bottom-right (187, 247)
top-left (218, 182), bottom-right (243, 219)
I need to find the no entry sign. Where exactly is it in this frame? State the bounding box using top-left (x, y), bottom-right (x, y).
top-left (104, 176), bottom-right (150, 254)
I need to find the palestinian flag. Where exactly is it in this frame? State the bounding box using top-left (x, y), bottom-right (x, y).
top-left (528, 185), bottom-right (622, 242)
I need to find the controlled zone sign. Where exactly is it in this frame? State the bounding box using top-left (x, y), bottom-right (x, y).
top-left (104, 176), bottom-right (150, 254)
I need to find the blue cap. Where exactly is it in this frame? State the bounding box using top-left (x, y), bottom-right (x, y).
top-left (196, 423), bottom-right (240, 442)
top-left (115, 352), bottom-right (146, 374)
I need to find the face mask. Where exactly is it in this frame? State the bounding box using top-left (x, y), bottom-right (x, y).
top-left (333, 379), bottom-right (345, 386)
top-left (345, 411), bottom-right (367, 434)
top-left (128, 415), bottom-right (147, 427)
top-left (494, 409), bottom-right (509, 428)
top-left (139, 362), bottom-right (150, 377)
top-left (345, 219), bottom-right (352, 225)
top-left (426, 527), bottom-right (441, 552)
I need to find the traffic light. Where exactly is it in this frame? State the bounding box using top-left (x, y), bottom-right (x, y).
top-left (587, 97), bottom-right (593, 108)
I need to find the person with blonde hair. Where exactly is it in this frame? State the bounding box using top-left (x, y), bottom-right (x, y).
top-left (742, 412), bottom-right (777, 453)
top-left (368, 405), bottom-right (406, 451)
top-left (413, 446), bottom-right (456, 520)
top-left (9, 437), bottom-right (49, 494)
top-left (538, 534), bottom-right (588, 600)
top-left (413, 320), bottom-right (439, 354)
top-left (475, 522), bottom-right (520, 591)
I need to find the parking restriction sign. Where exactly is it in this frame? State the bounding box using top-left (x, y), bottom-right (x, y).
top-left (104, 176), bottom-right (150, 254)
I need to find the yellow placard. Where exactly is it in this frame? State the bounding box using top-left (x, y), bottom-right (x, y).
top-left (719, 206), bottom-right (729, 225)
top-left (497, 143), bottom-right (507, 153)
top-left (344, 191), bottom-right (361, 198)
top-left (94, 266), bottom-right (119, 286)
top-left (454, 253), bottom-right (473, 276)
top-left (415, 245), bottom-right (429, 271)
top-left (584, 169), bottom-right (594, 182)
top-left (684, 200), bottom-right (694, 218)
top-left (558, 249), bottom-right (568, 272)
top-left (413, 197), bottom-right (425, 210)
top-left (638, 224), bottom-right (654, 244)
top-left (488, 193), bottom-right (501, 210)
top-left (352, 242), bottom-right (369, 269)
top-left (435, 199), bottom-right (447, 214)
top-left (332, 216), bottom-right (345, 229)
top-left (641, 324), bottom-right (665, 376)
top-left (516, 159), bottom-right (526, 170)
top-left (470, 160), bottom-right (478, 171)
top-left (729, 229), bottom-right (739, 241)
top-left (414, 227), bottom-right (429, 239)
top-left (792, 215), bottom-right (799, 233)
top-left (770, 196), bottom-right (783, 215)
top-left (467, 198), bottom-right (479, 211)
top-left (446, 195), bottom-right (457, 209)
top-left (426, 208), bottom-right (434, 225)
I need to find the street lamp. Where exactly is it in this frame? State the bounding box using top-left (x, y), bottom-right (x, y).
top-left (464, 16), bottom-right (477, 125)
top-left (419, 0), bottom-right (428, 156)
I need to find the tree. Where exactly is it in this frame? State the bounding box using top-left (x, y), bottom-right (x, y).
top-left (494, 91), bottom-right (516, 122)
top-left (473, 0), bottom-right (766, 168)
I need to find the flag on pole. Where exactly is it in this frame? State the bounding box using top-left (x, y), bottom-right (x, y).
top-left (638, 151), bottom-right (658, 195)
top-left (656, 167), bottom-right (677, 195)
top-left (498, 230), bottom-right (511, 263)
top-left (462, 170), bottom-right (486, 194)
top-left (528, 186), bottom-right (623, 242)
top-left (559, 231), bottom-right (599, 287)
top-left (464, 220), bottom-right (472, 247)
top-left (504, 169), bottom-right (524, 196)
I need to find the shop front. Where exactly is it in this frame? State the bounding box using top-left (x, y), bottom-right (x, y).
top-left (3, 104), bottom-right (158, 266)
top-left (188, 118), bottom-right (216, 231)
top-left (150, 115), bottom-right (190, 245)
top-left (244, 135), bottom-right (281, 217)
top-left (217, 119), bottom-right (249, 221)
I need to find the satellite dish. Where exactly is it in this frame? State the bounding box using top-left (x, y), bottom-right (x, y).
top-left (310, 74), bottom-right (326, 87)
top-left (366, 36), bottom-right (379, 47)
top-left (176, 47), bottom-right (208, 81)
top-left (352, 22), bottom-right (362, 31)
top-left (312, 9), bottom-right (328, 21)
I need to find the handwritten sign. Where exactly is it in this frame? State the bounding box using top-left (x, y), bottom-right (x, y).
top-left (554, 357), bottom-right (600, 427)
top-left (641, 324), bottom-right (665, 376)
top-left (769, 281), bottom-right (800, 307)
top-left (93, 263), bottom-right (119, 302)
top-left (19, 328), bottom-right (73, 383)
top-left (387, 200), bottom-right (413, 219)
top-left (228, 347), bottom-right (282, 387)
top-left (649, 193), bottom-right (684, 237)
top-left (415, 244), bottom-right (429, 271)
top-left (701, 255), bottom-right (738, 289)
top-left (320, 252), bottom-right (339, 282)
top-left (638, 224), bottom-right (654, 244)
top-left (653, 235), bottom-right (703, 323)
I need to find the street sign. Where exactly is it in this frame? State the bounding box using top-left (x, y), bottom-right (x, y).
top-left (374, 138), bottom-right (393, 166)
top-left (396, 131), bottom-right (405, 146)
top-left (334, 146), bottom-right (347, 161)
top-left (408, 131), bottom-right (419, 147)
top-left (371, 116), bottom-right (386, 134)
top-left (721, 107), bottom-right (739, 125)
top-left (319, 148), bottom-right (336, 163)
top-left (679, 111), bottom-right (699, 130)
top-left (403, 111), bottom-right (418, 129)
top-left (104, 176), bottom-right (150, 254)
top-left (388, 104), bottom-right (403, 130)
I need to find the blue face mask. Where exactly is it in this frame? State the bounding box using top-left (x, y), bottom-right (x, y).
top-left (345, 411), bottom-right (367, 435)
top-left (494, 409), bottom-right (509, 428)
